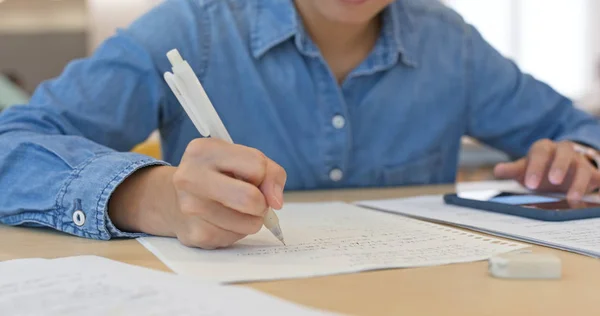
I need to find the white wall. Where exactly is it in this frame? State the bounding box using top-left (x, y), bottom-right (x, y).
top-left (86, 0), bottom-right (162, 53)
top-left (445, 0), bottom-right (597, 104)
top-left (445, 0), bottom-right (595, 102)
top-left (445, 0), bottom-right (517, 60)
top-left (519, 0), bottom-right (590, 100)
top-left (591, 0), bottom-right (600, 67)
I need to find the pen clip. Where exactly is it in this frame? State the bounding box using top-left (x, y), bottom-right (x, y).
top-left (164, 72), bottom-right (211, 137)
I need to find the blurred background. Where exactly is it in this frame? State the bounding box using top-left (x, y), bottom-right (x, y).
top-left (0, 0), bottom-right (598, 181)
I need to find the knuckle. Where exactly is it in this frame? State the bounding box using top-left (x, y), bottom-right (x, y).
top-left (534, 139), bottom-right (554, 153)
top-left (178, 199), bottom-right (194, 216)
top-left (186, 138), bottom-right (225, 158)
top-left (249, 147), bottom-right (267, 160)
top-left (172, 170), bottom-right (188, 188)
top-left (187, 138), bottom-right (208, 155)
top-left (558, 141), bottom-right (574, 150)
top-left (539, 139), bottom-right (553, 147)
top-left (238, 188), bottom-right (265, 215)
top-left (560, 148), bottom-right (577, 159)
top-left (248, 148), bottom-right (268, 170)
top-left (178, 197), bottom-right (201, 216)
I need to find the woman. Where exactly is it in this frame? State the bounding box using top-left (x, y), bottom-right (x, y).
top-left (1, 0), bottom-right (599, 249)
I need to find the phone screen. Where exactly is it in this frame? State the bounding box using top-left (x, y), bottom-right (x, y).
top-left (458, 191), bottom-right (600, 210)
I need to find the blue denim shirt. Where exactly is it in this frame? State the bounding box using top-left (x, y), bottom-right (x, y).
top-left (1, 0), bottom-right (600, 240)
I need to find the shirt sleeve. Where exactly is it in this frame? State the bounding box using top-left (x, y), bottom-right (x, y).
top-left (464, 24), bottom-right (600, 158)
top-left (0, 0), bottom-right (207, 240)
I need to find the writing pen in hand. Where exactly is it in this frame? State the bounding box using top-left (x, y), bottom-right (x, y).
top-left (163, 49), bottom-right (286, 246)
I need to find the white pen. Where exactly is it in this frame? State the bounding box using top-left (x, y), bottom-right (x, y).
top-left (164, 49), bottom-right (286, 246)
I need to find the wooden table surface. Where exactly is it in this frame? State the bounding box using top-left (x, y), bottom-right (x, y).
top-left (1, 184), bottom-right (599, 316)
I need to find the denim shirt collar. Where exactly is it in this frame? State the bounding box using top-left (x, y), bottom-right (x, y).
top-left (250, 0), bottom-right (298, 58)
top-left (251, 0), bottom-right (418, 68)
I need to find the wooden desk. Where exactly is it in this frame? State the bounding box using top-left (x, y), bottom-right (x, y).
top-left (1, 185), bottom-right (599, 316)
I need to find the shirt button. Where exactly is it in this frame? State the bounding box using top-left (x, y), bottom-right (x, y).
top-left (332, 115), bottom-right (346, 129)
top-left (329, 168), bottom-right (344, 182)
top-left (73, 210), bottom-right (86, 227)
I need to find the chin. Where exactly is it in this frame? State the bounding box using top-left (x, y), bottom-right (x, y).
top-left (313, 0), bottom-right (394, 24)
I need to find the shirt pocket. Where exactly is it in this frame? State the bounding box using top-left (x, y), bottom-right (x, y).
top-left (381, 150), bottom-right (444, 186)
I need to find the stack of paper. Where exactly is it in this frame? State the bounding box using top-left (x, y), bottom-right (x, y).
top-left (358, 195), bottom-right (600, 258)
top-left (139, 202), bottom-right (526, 283)
top-left (0, 256), bottom-right (339, 316)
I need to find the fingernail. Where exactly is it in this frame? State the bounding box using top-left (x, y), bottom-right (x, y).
top-left (526, 174), bottom-right (539, 189)
top-left (272, 184), bottom-right (284, 209)
top-left (549, 169), bottom-right (563, 185)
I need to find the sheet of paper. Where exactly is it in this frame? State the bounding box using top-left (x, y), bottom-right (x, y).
top-left (0, 256), bottom-right (338, 316)
top-left (358, 195), bottom-right (600, 258)
top-left (138, 202), bottom-right (526, 283)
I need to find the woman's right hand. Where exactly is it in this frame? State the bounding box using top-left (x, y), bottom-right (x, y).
top-left (108, 138), bottom-right (287, 249)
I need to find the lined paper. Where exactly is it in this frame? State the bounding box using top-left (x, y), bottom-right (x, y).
top-left (139, 202), bottom-right (526, 283)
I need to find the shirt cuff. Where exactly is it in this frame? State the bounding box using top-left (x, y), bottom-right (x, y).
top-left (57, 152), bottom-right (169, 240)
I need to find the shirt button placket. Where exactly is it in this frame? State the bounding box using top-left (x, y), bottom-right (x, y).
top-left (311, 58), bottom-right (350, 185)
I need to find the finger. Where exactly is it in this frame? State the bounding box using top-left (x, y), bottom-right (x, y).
top-left (206, 143), bottom-right (287, 202)
top-left (567, 161), bottom-right (592, 200)
top-left (548, 142), bottom-right (576, 185)
top-left (206, 141), bottom-right (270, 186)
top-left (258, 159), bottom-right (287, 210)
top-left (591, 170), bottom-right (600, 191)
top-left (580, 157), bottom-right (600, 191)
top-left (185, 139), bottom-right (287, 210)
top-left (177, 171), bottom-right (268, 217)
top-left (567, 198), bottom-right (587, 209)
top-left (186, 139), bottom-right (270, 187)
top-left (524, 141), bottom-right (554, 190)
top-left (216, 147), bottom-right (287, 206)
top-left (179, 218), bottom-right (245, 249)
top-left (181, 197), bottom-right (263, 235)
top-left (494, 159), bottom-right (527, 181)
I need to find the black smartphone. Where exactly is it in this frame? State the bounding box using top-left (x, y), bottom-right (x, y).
top-left (444, 191), bottom-right (600, 221)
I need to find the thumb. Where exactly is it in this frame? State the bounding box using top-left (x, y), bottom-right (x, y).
top-left (259, 159), bottom-right (287, 210)
top-left (494, 159), bottom-right (527, 180)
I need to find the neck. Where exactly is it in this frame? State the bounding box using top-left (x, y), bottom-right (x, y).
top-left (295, 3), bottom-right (381, 57)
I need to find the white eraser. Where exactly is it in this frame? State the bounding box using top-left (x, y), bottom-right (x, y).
top-left (489, 251), bottom-right (562, 280)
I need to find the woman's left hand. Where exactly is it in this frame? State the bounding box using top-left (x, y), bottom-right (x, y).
top-left (494, 139), bottom-right (600, 200)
